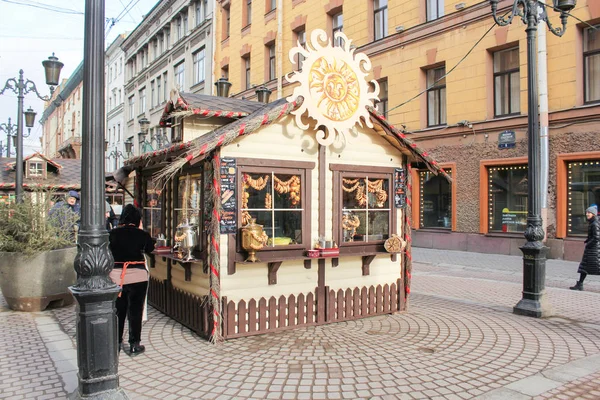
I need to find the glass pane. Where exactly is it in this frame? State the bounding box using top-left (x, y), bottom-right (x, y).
top-left (177, 175), bottom-right (202, 225)
top-left (174, 209), bottom-right (201, 228)
top-left (584, 25), bottom-right (600, 52)
top-left (346, 211), bottom-right (367, 242)
top-left (439, 87), bottom-right (447, 124)
top-left (494, 48), bottom-right (519, 72)
top-left (243, 173), bottom-right (271, 209)
top-left (495, 74), bottom-right (510, 115)
top-left (420, 171), bottom-right (452, 228)
top-left (585, 53), bottom-right (600, 103)
top-left (268, 211), bottom-right (302, 245)
top-left (273, 174), bottom-right (301, 208)
top-left (246, 210), bottom-right (273, 239)
top-left (342, 178), bottom-right (365, 209)
top-left (367, 178), bottom-right (389, 208)
top-left (568, 160), bottom-right (600, 235)
top-left (368, 211), bottom-right (389, 241)
top-left (488, 166), bottom-right (528, 233)
top-left (510, 72), bottom-right (520, 113)
top-left (374, 13), bottom-right (383, 40)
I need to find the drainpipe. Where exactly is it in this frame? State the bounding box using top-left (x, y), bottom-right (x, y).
top-left (276, 0), bottom-right (283, 99)
top-left (537, 5), bottom-right (549, 238)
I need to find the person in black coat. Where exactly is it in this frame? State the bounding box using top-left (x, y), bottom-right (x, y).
top-left (570, 205), bottom-right (600, 291)
top-left (109, 204), bottom-right (155, 354)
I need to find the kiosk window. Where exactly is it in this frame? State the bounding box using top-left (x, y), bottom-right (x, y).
top-left (144, 179), bottom-right (163, 238)
top-left (175, 174), bottom-right (203, 240)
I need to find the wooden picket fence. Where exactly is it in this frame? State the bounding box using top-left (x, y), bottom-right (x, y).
top-left (222, 280), bottom-right (402, 339)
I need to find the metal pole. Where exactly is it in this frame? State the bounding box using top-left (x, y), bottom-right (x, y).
top-left (513, 0), bottom-right (549, 317)
top-left (15, 70), bottom-right (24, 202)
top-left (69, 0), bottom-right (128, 398)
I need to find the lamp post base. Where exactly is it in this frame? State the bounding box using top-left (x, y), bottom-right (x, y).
top-left (513, 244), bottom-right (552, 318)
top-left (69, 387), bottom-right (129, 400)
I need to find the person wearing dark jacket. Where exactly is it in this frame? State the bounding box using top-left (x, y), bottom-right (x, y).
top-left (570, 205), bottom-right (600, 291)
top-left (109, 204), bottom-right (155, 354)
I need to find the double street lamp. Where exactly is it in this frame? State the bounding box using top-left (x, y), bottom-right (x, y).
top-left (137, 116), bottom-right (169, 153)
top-left (0, 55), bottom-right (64, 202)
top-left (489, 0), bottom-right (577, 317)
top-left (105, 138), bottom-right (133, 170)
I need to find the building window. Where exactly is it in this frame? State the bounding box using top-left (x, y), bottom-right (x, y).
top-left (163, 72), bottom-right (168, 101)
top-left (193, 48), bottom-right (206, 84)
top-left (144, 179), bottom-right (163, 239)
top-left (28, 161), bottom-right (43, 178)
top-left (584, 24), bottom-right (600, 104)
top-left (196, 0), bottom-right (207, 25)
top-left (153, 40), bottom-right (158, 60)
top-left (245, 0), bottom-right (252, 26)
top-left (568, 160), bottom-right (600, 235)
top-left (156, 77), bottom-right (162, 104)
top-left (159, 34), bottom-right (164, 54)
top-left (244, 56), bottom-right (251, 89)
top-left (177, 16), bottom-right (182, 41)
top-left (183, 13), bottom-right (188, 36)
top-left (128, 95), bottom-right (135, 120)
top-left (150, 80), bottom-right (155, 108)
top-left (426, 66), bottom-right (446, 127)
top-left (118, 89), bottom-right (121, 105)
top-left (240, 168), bottom-right (308, 247)
top-left (223, 3), bottom-right (231, 40)
top-left (140, 51), bottom-right (145, 69)
top-left (139, 88), bottom-right (146, 114)
top-left (419, 170), bottom-right (451, 228)
top-left (268, 44), bottom-right (276, 81)
top-left (338, 171), bottom-right (392, 244)
top-left (427, 0), bottom-right (444, 21)
top-left (267, 0), bottom-right (276, 12)
top-left (375, 78), bottom-right (388, 118)
top-left (175, 62), bottom-right (185, 90)
top-left (494, 47), bottom-right (520, 117)
top-left (332, 12), bottom-right (344, 47)
top-left (488, 165), bottom-right (528, 233)
top-left (374, 0), bottom-right (388, 41)
top-left (221, 65), bottom-right (229, 80)
top-left (295, 29), bottom-right (306, 70)
top-left (166, 28), bottom-right (171, 48)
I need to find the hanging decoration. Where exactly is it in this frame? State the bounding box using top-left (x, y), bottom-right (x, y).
top-left (341, 178), bottom-right (388, 208)
top-left (286, 29), bottom-right (379, 148)
top-left (209, 151), bottom-right (223, 343)
top-left (342, 213), bottom-right (361, 241)
top-left (273, 175), bottom-right (301, 206)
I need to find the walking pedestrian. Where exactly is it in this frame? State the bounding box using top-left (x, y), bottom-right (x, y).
top-left (570, 205), bottom-right (600, 291)
top-left (108, 204), bottom-right (155, 354)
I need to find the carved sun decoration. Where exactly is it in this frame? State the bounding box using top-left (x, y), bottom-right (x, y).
top-left (286, 29), bottom-right (380, 147)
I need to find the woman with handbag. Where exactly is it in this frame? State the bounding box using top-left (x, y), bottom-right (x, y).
top-left (109, 204), bottom-right (155, 354)
top-left (570, 205), bottom-right (600, 291)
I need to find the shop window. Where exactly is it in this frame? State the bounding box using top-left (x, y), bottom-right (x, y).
top-left (568, 160), bottom-right (600, 235)
top-left (339, 173), bottom-right (392, 244)
top-left (419, 170), bottom-right (451, 228)
top-left (241, 168), bottom-right (306, 248)
top-left (584, 24), bottom-right (600, 104)
top-left (493, 47), bottom-right (520, 117)
top-left (488, 165), bottom-right (528, 233)
top-left (144, 178), bottom-right (163, 238)
top-left (175, 174), bottom-right (203, 248)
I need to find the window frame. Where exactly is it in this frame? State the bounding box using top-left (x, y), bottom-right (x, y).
top-left (332, 164), bottom-right (397, 252)
top-left (294, 29), bottom-right (306, 70)
top-left (426, 0), bottom-right (444, 21)
top-left (332, 12), bottom-right (344, 47)
top-left (426, 66), bottom-right (447, 127)
top-left (142, 171), bottom-right (166, 240)
top-left (375, 78), bottom-right (388, 118)
top-left (244, 56), bottom-right (251, 90)
top-left (583, 24), bottom-right (600, 105)
top-left (27, 161), bottom-right (44, 178)
top-left (193, 47), bottom-right (206, 85)
top-left (493, 47), bottom-right (521, 117)
top-left (172, 171), bottom-right (205, 254)
top-left (138, 87), bottom-right (146, 114)
top-left (268, 44), bottom-right (276, 81)
top-left (174, 61), bottom-right (185, 90)
top-left (373, 0), bottom-right (388, 41)
top-left (236, 159), bottom-right (314, 255)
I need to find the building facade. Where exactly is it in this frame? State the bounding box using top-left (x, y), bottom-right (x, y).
top-left (213, 0), bottom-right (600, 260)
top-left (122, 0), bottom-right (214, 156)
top-left (105, 33), bottom-right (129, 173)
top-left (39, 62), bottom-right (84, 159)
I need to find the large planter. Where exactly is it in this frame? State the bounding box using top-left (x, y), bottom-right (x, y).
top-left (0, 247), bottom-right (77, 312)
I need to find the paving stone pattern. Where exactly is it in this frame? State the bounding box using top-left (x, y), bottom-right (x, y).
top-left (4, 248), bottom-right (600, 399)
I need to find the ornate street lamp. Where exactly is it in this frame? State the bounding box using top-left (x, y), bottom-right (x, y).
top-left (137, 117), bottom-right (169, 153)
top-left (69, 0), bottom-right (127, 398)
top-left (0, 54), bottom-right (64, 202)
top-left (489, 0), bottom-right (576, 317)
top-left (255, 86), bottom-right (272, 103)
top-left (214, 77), bottom-right (232, 97)
top-left (0, 117), bottom-right (17, 158)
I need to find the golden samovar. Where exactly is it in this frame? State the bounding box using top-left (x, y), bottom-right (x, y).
top-left (241, 218), bottom-right (268, 262)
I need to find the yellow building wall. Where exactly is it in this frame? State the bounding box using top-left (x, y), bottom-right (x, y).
top-left (214, 0), bottom-right (596, 132)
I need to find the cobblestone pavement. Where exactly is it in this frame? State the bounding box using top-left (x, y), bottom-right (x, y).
top-left (2, 248), bottom-right (600, 399)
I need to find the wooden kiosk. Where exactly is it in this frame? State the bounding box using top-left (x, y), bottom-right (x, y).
top-left (121, 30), bottom-right (449, 342)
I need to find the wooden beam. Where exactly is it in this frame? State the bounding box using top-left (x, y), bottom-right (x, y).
top-left (362, 255), bottom-right (376, 276)
top-left (268, 261), bottom-right (282, 285)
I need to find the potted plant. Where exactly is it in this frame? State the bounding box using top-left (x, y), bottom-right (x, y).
top-left (0, 191), bottom-right (79, 311)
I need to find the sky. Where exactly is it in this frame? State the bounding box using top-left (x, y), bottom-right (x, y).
top-left (0, 0), bottom-right (160, 157)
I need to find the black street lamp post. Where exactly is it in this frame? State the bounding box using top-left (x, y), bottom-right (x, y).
top-left (490, 0), bottom-right (576, 317)
top-left (69, 0), bottom-right (127, 399)
top-left (0, 117), bottom-right (18, 157)
top-left (0, 57), bottom-right (63, 202)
